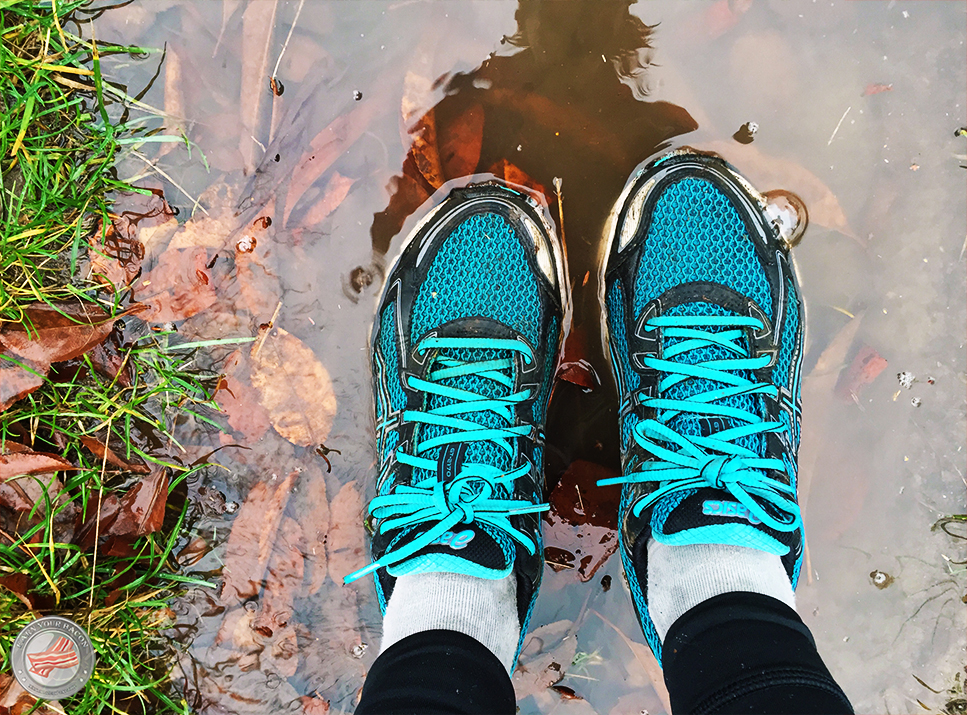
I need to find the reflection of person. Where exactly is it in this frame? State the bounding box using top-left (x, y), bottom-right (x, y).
top-left (348, 147), bottom-right (853, 714)
top-left (365, 0), bottom-right (700, 507)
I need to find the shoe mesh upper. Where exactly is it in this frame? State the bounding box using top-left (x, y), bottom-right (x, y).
top-left (411, 213), bottom-right (541, 346)
top-left (774, 277), bottom-right (800, 391)
top-left (606, 280), bottom-right (640, 451)
top-left (632, 178), bottom-right (771, 319)
top-left (661, 301), bottom-right (765, 457)
top-left (379, 302), bottom-right (407, 413)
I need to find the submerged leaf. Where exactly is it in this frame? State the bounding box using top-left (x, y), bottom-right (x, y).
top-left (327, 481), bottom-right (366, 585)
top-left (249, 328), bottom-right (336, 447)
top-left (138, 247), bottom-right (218, 323)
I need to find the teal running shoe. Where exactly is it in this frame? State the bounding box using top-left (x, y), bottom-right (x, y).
top-left (599, 149), bottom-right (806, 661)
top-left (346, 182), bottom-right (568, 654)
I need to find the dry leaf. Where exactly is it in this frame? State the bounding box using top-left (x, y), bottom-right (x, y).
top-left (327, 481), bottom-right (366, 585)
top-left (249, 328), bottom-right (336, 447)
top-left (220, 470), bottom-right (297, 602)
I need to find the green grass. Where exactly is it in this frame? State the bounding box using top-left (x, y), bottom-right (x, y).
top-left (1, 3), bottom-right (220, 712)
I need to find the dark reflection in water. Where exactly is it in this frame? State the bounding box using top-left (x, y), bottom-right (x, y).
top-left (368, 0), bottom-right (697, 505)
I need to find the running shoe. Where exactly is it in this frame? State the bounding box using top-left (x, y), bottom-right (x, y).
top-left (599, 149), bottom-right (806, 660)
top-left (346, 182), bottom-right (569, 659)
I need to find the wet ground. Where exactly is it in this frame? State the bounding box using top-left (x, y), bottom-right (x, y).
top-left (91, 1), bottom-right (965, 712)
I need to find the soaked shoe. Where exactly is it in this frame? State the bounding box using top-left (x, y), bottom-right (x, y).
top-left (346, 182), bottom-right (568, 646)
top-left (599, 149), bottom-right (806, 659)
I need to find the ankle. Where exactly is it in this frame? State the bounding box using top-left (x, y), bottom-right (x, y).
top-left (381, 572), bottom-right (521, 673)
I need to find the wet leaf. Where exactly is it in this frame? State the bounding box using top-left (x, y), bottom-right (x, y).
top-left (239, 0), bottom-right (279, 174)
top-left (700, 141), bottom-right (858, 243)
top-left (299, 694), bottom-right (330, 715)
top-left (0, 450), bottom-right (75, 483)
top-left (834, 344), bottom-right (888, 402)
top-left (88, 338), bottom-right (133, 387)
top-left (249, 328), bottom-right (336, 447)
top-left (79, 435), bottom-right (150, 474)
top-left (6, 301), bottom-right (119, 363)
top-left (862, 83), bottom-right (893, 96)
top-left (327, 481), bottom-right (366, 585)
top-left (303, 172), bottom-right (356, 226)
top-left (215, 351), bottom-right (273, 443)
top-left (138, 247), bottom-right (218, 323)
top-left (293, 465), bottom-right (329, 597)
top-left (220, 470), bottom-right (297, 602)
top-left (252, 516), bottom-right (304, 638)
top-left (0, 673), bottom-right (62, 714)
top-left (487, 158), bottom-right (547, 196)
top-left (0, 360), bottom-right (45, 413)
top-left (110, 470), bottom-right (169, 537)
top-left (410, 103), bottom-right (484, 190)
top-left (544, 460), bottom-right (620, 582)
top-left (75, 491), bottom-right (121, 550)
top-left (513, 620), bottom-right (578, 700)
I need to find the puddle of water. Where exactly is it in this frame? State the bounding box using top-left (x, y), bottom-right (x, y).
top-left (94, 1), bottom-right (966, 712)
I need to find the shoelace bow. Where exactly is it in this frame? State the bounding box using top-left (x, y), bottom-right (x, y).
top-left (345, 336), bottom-right (548, 583)
top-left (598, 314), bottom-right (801, 532)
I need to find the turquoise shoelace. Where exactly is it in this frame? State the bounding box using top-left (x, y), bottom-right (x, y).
top-left (345, 336), bottom-right (548, 584)
top-left (598, 314), bottom-right (801, 532)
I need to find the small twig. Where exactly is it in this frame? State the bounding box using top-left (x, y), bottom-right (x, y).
top-left (575, 483), bottom-right (584, 514)
top-left (131, 150), bottom-right (208, 216)
top-left (253, 300), bottom-right (283, 359)
top-left (271, 0), bottom-right (305, 81)
top-left (827, 106), bottom-right (851, 146)
top-left (553, 177), bottom-right (565, 244)
top-left (804, 535), bottom-right (814, 586)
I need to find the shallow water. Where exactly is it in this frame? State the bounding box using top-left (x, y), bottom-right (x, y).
top-left (94, 1), bottom-right (966, 712)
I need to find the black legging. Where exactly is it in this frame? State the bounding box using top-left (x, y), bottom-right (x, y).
top-left (356, 592), bottom-right (853, 715)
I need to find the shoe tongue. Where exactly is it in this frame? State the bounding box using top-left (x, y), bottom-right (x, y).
top-left (650, 488), bottom-right (789, 555)
top-left (649, 302), bottom-right (785, 553)
top-left (660, 302), bottom-right (763, 456)
top-left (411, 318), bottom-right (519, 488)
top-left (398, 317), bottom-right (520, 577)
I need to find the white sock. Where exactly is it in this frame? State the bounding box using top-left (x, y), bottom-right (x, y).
top-left (380, 572), bottom-right (521, 673)
top-left (646, 540), bottom-right (796, 642)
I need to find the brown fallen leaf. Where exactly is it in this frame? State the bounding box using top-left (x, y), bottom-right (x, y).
top-left (299, 694), bottom-right (330, 715)
top-left (0, 672), bottom-right (62, 714)
top-left (215, 351), bottom-right (273, 443)
top-left (0, 450), bottom-right (75, 483)
top-left (410, 102), bottom-right (484, 190)
top-left (293, 465), bottom-right (329, 597)
top-left (513, 619), bottom-right (578, 700)
top-left (834, 344), bottom-right (888, 402)
top-left (303, 171), bottom-right (356, 226)
top-left (487, 158), bottom-right (548, 197)
top-left (252, 516), bottom-right (304, 638)
top-left (220, 470), bottom-right (297, 602)
top-left (0, 301), bottom-right (116, 410)
top-left (699, 141), bottom-right (859, 244)
top-left (592, 609), bottom-right (671, 714)
top-left (79, 435), bottom-right (150, 474)
top-left (544, 460), bottom-right (620, 582)
top-left (75, 491), bottom-right (121, 550)
top-left (327, 481), bottom-right (366, 585)
top-left (238, 0), bottom-right (279, 174)
top-left (137, 247), bottom-right (218, 323)
top-left (862, 83), bottom-right (893, 96)
top-left (110, 469), bottom-right (169, 537)
top-left (249, 328), bottom-right (336, 447)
